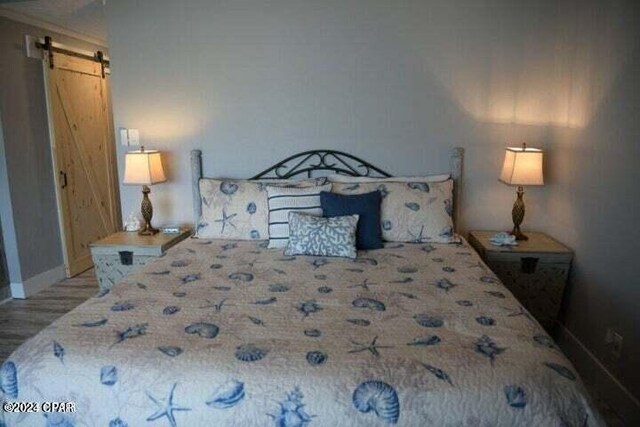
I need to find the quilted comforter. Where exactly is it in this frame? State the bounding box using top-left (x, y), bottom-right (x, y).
top-left (2, 238), bottom-right (602, 426)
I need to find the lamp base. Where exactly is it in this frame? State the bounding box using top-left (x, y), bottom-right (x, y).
top-left (510, 226), bottom-right (528, 241)
top-left (138, 225), bottom-right (159, 236)
top-left (138, 185), bottom-right (159, 235)
top-left (510, 186), bottom-right (528, 241)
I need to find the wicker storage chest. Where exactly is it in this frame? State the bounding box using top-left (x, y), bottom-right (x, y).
top-left (468, 231), bottom-right (573, 331)
top-left (90, 230), bottom-right (191, 291)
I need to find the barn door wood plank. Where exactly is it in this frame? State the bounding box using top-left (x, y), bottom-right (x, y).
top-left (55, 81), bottom-right (113, 233)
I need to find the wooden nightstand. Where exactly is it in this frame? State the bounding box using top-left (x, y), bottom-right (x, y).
top-left (468, 231), bottom-right (573, 331)
top-left (90, 230), bottom-right (191, 291)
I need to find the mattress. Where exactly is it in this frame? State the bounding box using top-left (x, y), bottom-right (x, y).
top-left (2, 238), bottom-right (603, 426)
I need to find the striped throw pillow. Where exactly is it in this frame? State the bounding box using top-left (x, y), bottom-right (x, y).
top-left (266, 183), bottom-right (332, 248)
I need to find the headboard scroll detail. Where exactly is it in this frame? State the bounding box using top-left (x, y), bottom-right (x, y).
top-left (190, 147), bottom-right (464, 231)
top-left (251, 150), bottom-right (392, 180)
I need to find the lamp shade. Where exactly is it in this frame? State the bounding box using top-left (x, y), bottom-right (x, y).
top-left (123, 149), bottom-right (166, 185)
top-left (499, 145), bottom-right (544, 186)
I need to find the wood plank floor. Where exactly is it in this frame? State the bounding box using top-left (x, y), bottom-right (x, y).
top-left (0, 269), bottom-right (97, 362)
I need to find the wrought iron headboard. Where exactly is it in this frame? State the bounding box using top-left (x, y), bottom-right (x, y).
top-left (251, 150), bottom-right (392, 180)
top-left (191, 147), bottom-right (464, 230)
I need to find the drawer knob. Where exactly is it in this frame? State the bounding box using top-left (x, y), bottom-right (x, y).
top-left (119, 251), bottom-right (133, 266)
top-left (521, 257), bottom-right (539, 274)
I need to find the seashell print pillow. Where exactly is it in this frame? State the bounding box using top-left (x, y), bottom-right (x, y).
top-left (196, 177), bottom-right (327, 240)
top-left (285, 212), bottom-right (359, 259)
top-left (331, 179), bottom-right (459, 243)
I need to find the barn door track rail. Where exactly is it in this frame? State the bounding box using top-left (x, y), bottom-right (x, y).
top-left (35, 36), bottom-right (110, 77)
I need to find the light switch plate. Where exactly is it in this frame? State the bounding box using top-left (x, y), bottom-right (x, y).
top-left (118, 128), bottom-right (140, 146)
top-left (119, 128), bottom-right (129, 146)
top-left (24, 35), bottom-right (43, 59)
top-left (128, 129), bottom-right (140, 146)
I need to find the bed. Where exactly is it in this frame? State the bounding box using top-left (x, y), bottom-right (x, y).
top-left (1, 149), bottom-right (603, 427)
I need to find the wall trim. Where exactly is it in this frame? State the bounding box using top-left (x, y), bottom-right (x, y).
top-left (556, 323), bottom-right (640, 425)
top-left (0, 7), bottom-right (107, 47)
top-left (9, 265), bottom-right (65, 299)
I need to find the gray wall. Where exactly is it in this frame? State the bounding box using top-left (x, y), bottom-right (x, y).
top-left (546, 4), bottom-right (640, 400)
top-left (0, 16), bottom-right (106, 283)
top-left (106, 0), bottom-right (553, 232)
top-left (105, 0), bottom-right (640, 406)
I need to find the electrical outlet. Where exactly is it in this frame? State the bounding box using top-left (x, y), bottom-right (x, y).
top-left (605, 328), bottom-right (623, 359)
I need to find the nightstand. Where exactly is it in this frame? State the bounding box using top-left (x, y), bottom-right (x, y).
top-left (468, 231), bottom-right (573, 331)
top-left (90, 230), bottom-right (191, 291)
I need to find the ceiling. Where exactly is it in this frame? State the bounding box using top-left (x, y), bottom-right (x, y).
top-left (0, 0), bottom-right (107, 43)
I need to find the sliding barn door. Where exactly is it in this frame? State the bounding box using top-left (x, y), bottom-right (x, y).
top-left (46, 53), bottom-right (120, 276)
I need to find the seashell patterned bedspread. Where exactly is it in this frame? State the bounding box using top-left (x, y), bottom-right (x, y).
top-left (3, 238), bottom-right (603, 426)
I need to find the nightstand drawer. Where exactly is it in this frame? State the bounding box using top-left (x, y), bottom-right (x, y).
top-left (90, 245), bottom-right (164, 257)
top-left (484, 251), bottom-right (572, 265)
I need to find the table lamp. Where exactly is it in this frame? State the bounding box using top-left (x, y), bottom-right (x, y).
top-left (123, 146), bottom-right (166, 235)
top-left (499, 143), bottom-right (544, 240)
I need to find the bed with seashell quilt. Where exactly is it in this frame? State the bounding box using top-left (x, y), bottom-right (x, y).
top-left (1, 149), bottom-right (603, 426)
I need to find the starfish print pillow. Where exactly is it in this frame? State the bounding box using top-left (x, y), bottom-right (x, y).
top-left (196, 178), bottom-right (327, 240)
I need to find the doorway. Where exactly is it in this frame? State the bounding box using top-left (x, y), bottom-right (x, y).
top-left (45, 52), bottom-right (121, 277)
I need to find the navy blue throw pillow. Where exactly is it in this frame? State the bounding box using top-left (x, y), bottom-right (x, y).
top-left (321, 190), bottom-right (383, 250)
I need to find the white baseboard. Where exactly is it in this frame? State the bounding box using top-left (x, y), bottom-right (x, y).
top-left (9, 265), bottom-right (65, 299)
top-left (556, 324), bottom-right (640, 425)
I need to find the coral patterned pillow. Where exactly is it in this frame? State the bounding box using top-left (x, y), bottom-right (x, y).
top-left (285, 212), bottom-right (359, 259)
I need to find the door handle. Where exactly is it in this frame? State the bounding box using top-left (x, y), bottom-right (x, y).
top-left (59, 170), bottom-right (68, 188)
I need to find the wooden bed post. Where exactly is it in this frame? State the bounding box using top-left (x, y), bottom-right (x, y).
top-left (451, 147), bottom-right (464, 231)
top-left (191, 149), bottom-right (203, 228)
